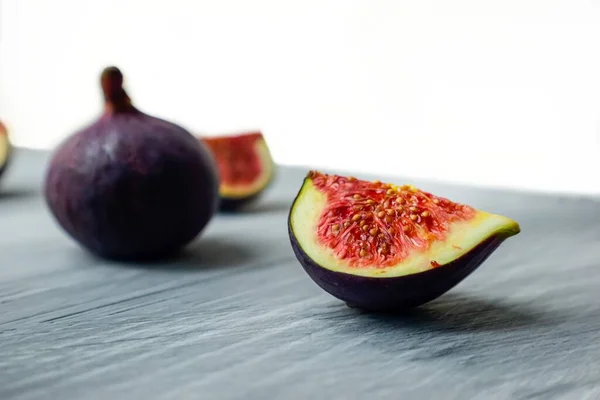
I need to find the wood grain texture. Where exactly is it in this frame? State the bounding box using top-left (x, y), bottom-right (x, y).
top-left (1, 149), bottom-right (600, 400)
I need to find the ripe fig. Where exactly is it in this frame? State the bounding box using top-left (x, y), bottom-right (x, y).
top-left (0, 120), bottom-right (12, 182)
top-left (44, 66), bottom-right (220, 261)
top-left (288, 171), bottom-right (521, 311)
top-left (201, 131), bottom-right (275, 211)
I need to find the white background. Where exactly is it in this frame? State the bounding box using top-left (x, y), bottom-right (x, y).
top-left (1, 0), bottom-right (599, 195)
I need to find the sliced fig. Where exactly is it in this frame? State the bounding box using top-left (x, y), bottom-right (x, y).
top-left (202, 131), bottom-right (275, 211)
top-left (0, 121), bottom-right (12, 182)
top-left (288, 171), bottom-right (521, 311)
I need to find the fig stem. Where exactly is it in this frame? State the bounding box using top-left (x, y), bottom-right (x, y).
top-left (101, 66), bottom-right (136, 113)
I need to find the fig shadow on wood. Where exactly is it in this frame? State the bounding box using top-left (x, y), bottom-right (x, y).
top-left (344, 293), bottom-right (555, 333)
top-left (220, 198), bottom-right (292, 215)
top-left (0, 187), bottom-right (39, 201)
top-left (103, 236), bottom-right (263, 272)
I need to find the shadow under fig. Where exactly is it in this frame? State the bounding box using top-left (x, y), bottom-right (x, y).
top-left (219, 198), bottom-right (293, 215)
top-left (317, 292), bottom-right (563, 366)
top-left (0, 187), bottom-right (40, 201)
top-left (101, 235), bottom-right (263, 272)
top-left (339, 292), bottom-right (555, 333)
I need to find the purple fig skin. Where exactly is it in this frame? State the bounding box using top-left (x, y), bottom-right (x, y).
top-left (44, 67), bottom-right (220, 261)
top-left (288, 217), bottom-right (509, 312)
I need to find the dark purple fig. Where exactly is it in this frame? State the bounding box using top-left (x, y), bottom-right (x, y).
top-left (288, 171), bottom-right (521, 311)
top-left (44, 66), bottom-right (220, 261)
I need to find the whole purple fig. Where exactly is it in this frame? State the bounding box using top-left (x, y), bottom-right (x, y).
top-left (44, 66), bottom-right (219, 261)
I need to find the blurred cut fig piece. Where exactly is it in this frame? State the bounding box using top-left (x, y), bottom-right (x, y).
top-left (43, 66), bottom-right (220, 261)
top-left (0, 121), bottom-right (12, 182)
top-left (288, 171), bottom-right (521, 311)
top-left (202, 131), bottom-right (275, 211)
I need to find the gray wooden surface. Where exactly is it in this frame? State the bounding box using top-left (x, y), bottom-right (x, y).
top-left (1, 149), bottom-right (600, 400)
